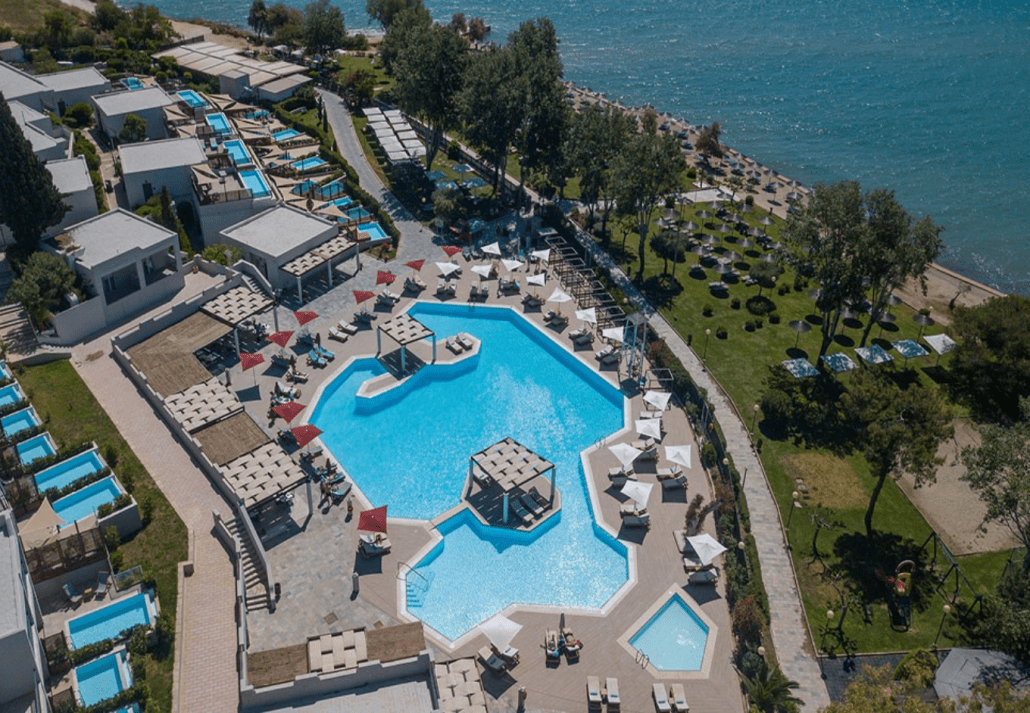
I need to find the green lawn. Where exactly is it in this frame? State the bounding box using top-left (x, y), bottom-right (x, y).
top-left (0, 0), bottom-right (88, 32)
top-left (335, 55), bottom-right (394, 94)
top-left (15, 360), bottom-right (186, 712)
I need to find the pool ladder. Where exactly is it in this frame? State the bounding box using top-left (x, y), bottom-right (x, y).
top-left (398, 561), bottom-right (433, 606)
top-left (635, 648), bottom-right (650, 668)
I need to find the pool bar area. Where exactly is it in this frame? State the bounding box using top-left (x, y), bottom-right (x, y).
top-left (67, 592), bottom-right (157, 649)
top-left (1, 405), bottom-right (40, 437)
top-left (73, 649), bottom-right (133, 707)
top-left (34, 449), bottom-right (106, 493)
top-left (17, 432), bottom-right (56, 466)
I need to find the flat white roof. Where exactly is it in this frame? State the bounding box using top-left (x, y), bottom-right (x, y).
top-left (0, 511), bottom-right (27, 637)
top-left (93, 86), bottom-right (174, 116)
top-left (47, 156), bottom-right (93, 194)
top-left (7, 99), bottom-right (47, 126)
top-left (65, 208), bottom-right (176, 269)
top-left (37, 66), bottom-right (110, 93)
top-left (0, 60), bottom-right (49, 102)
top-left (258, 75), bottom-right (311, 94)
top-left (120, 136), bottom-right (207, 175)
top-left (222, 204), bottom-right (335, 259)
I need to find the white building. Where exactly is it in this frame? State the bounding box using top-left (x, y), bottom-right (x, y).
top-left (36, 67), bottom-right (111, 115)
top-left (7, 100), bottom-right (70, 162)
top-left (92, 86), bottom-right (174, 142)
top-left (46, 156), bottom-right (98, 234)
top-left (119, 136), bottom-right (206, 208)
top-left (0, 60), bottom-right (52, 111)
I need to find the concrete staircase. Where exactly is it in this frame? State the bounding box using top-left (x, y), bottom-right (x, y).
top-left (0, 304), bottom-right (39, 361)
top-left (226, 517), bottom-right (271, 612)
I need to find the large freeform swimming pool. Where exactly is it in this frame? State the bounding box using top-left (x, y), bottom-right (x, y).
top-left (67, 593), bottom-right (156, 649)
top-left (312, 303), bottom-right (628, 641)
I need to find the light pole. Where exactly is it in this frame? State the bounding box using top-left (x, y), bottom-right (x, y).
top-left (934, 603), bottom-right (951, 649)
top-left (722, 458), bottom-right (729, 478)
top-left (751, 404), bottom-right (759, 434)
top-left (787, 491), bottom-right (800, 528)
top-left (820, 609), bottom-right (834, 652)
top-left (703, 328), bottom-right (711, 361)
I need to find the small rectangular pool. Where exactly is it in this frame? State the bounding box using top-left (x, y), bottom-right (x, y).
top-left (240, 169), bottom-right (271, 198)
top-left (34, 449), bottom-right (106, 493)
top-left (356, 222), bottom-right (387, 241)
top-left (315, 179), bottom-right (347, 200)
top-left (122, 77), bottom-right (144, 91)
top-left (272, 128), bottom-right (301, 142)
top-left (206, 112), bottom-right (231, 136)
top-left (629, 593), bottom-right (710, 671)
top-left (318, 196), bottom-right (354, 210)
top-left (0, 360), bottom-right (10, 379)
top-left (73, 649), bottom-right (132, 707)
top-left (224, 139), bottom-right (252, 166)
top-left (52, 476), bottom-right (123, 527)
top-left (292, 156), bottom-right (327, 171)
top-left (177, 89), bottom-right (207, 108)
top-left (67, 592), bottom-right (156, 649)
top-left (245, 109), bottom-right (269, 120)
top-left (346, 206), bottom-right (371, 221)
top-left (0, 382), bottom-right (25, 407)
top-left (17, 432), bottom-right (56, 466)
top-left (1, 405), bottom-right (40, 437)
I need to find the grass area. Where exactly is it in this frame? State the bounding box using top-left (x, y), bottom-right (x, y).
top-left (0, 0), bottom-right (88, 32)
top-left (15, 360), bottom-right (187, 712)
top-left (336, 55), bottom-right (394, 94)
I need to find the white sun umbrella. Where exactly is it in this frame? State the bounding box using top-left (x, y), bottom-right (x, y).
top-left (602, 326), bottom-right (624, 344)
top-left (621, 480), bottom-right (653, 510)
top-left (575, 307), bottom-right (597, 325)
top-left (437, 262), bottom-right (460, 277)
top-left (478, 613), bottom-right (522, 652)
top-left (643, 390), bottom-right (672, 411)
top-left (501, 258), bottom-right (524, 274)
top-left (471, 264), bottom-right (493, 279)
top-left (482, 241), bottom-right (502, 256)
top-left (547, 288), bottom-right (573, 315)
top-left (609, 442), bottom-right (642, 469)
top-left (531, 248), bottom-right (551, 263)
top-left (635, 418), bottom-right (663, 441)
top-left (686, 533), bottom-right (728, 566)
top-left (527, 272), bottom-right (547, 287)
top-left (665, 444), bottom-right (692, 469)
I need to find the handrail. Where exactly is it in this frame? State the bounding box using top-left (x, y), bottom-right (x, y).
top-left (396, 560), bottom-right (427, 586)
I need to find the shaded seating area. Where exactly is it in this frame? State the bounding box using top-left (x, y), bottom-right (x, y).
top-left (376, 313), bottom-right (437, 377)
top-left (467, 437), bottom-right (557, 527)
top-left (306, 628), bottom-right (370, 674)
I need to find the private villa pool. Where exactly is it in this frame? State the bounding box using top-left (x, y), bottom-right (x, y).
top-left (177, 89), bottom-right (207, 108)
top-left (121, 77), bottom-right (144, 91)
top-left (17, 432), bottom-right (56, 466)
top-left (292, 156), bottom-right (327, 172)
top-left (52, 476), bottom-right (123, 528)
top-left (311, 303), bottom-right (628, 641)
top-left (224, 139), bottom-right (252, 167)
top-left (34, 449), bottom-right (106, 493)
top-left (240, 169), bottom-right (271, 199)
top-left (272, 128), bottom-right (301, 142)
top-left (345, 206), bottom-right (371, 221)
top-left (627, 591), bottom-right (714, 672)
top-left (67, 592), bottom-right (156, 649)
top-left (317, 196), bottom-right (355, 210)
top-left (356, 222), bottom-right (386, 242)
top-left (0, 360), bottom-right (10, 379)
top-left (1, 405), bottom-right (40, 437)
top-left (73, 649), bottom-right (133, 707)
top-left (0, 382), bottom-right (25, 407)
top-left (206, 112), bottom-right (231, 136)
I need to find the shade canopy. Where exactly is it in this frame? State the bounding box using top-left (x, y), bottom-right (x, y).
top-left (788, 319), bottom-right (812, 334)
top-left (924, 333), bottom-right (957, 356)
top-left (437, 261), bottom-right (460, 277)
top-left (358, 505), bottom-right (388, 534)
top-left (353, 290), bottom-right (374, 304)
top-left (621, 480), bottom-right (653, 509)
top-left (501, 259), bottom-right (524, 272)
top-left (635, 418), bottom-right (663, 441)
top-left (527, 273), bottom-right (546, 286)
top-left (482, 242), bottom-right (501, 256)
top-left (291, 424), bottom-right (322, 448)
top-left (268, 330), bottom-right (294, 348)
top-left (405, 259), bottom-right (425, 271)
top-left (665, 444), bottom-right (692, 469)
top-left (547, 288), bottom-right (572, 304)
top-left (602, 327), bottom-right (624, 344)
top-left (294, 310), bottom-right (318, 326)
top-left (441, 245), bottom-right (462, 257)
top-left (471, 265), bottom-right (493, 278)
top-left (531, 248), bottom-right (550, 263)
top-left (240, 353), bottom-right (265, 371)
top-left (609, 442), bottom-right (643, 468)
top-left (686, 534), bottom-right (727, 565)
top-left (376, 270), bottom-right (397, 285)
top-left (643, 390), bottom-right (671, 411)
top-left (575, 307), bottom-right (597, 324)
top-left (478, 613), bottom-right (521, 651)
top-left (273, 401), bottom-right (305, 422)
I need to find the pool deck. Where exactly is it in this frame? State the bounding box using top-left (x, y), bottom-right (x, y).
top-left (235, 268), bottom-right (743, 713)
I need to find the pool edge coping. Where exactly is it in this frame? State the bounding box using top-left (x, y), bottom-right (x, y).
top-left (615, 586), bottom-right (719, 680)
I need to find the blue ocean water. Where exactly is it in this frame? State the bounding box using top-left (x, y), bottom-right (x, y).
top-left (150, 0), bottom-right (1030, 294)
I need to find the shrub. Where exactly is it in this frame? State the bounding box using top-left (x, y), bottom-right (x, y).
top-left (686, 167), bottom-right (697, 179)
top-left (103, 443), bottom-right (118, 469)
top-left (893, 649), bottom-right (937, 688)
top-left (702, 303), bottom-right (714, 317)
top-left (104, 525), bottom-right (120, 550)
top-left (777, 285), bottom-right (789, 296)
top-left (716, 326), bottom-right (728, 339)
top-left (769, 311), bottom-right (781, 324)
top-left (744, 320), bottom-right (755, 331)
top-left (109, 550), bottom-right (124, 572)
top-left (730, 297), bottom-right (741, 310)
top-left (745, 295), bottom-right (775, 316)
top-left (744, 195), bottom-right (754, 206)
top-left (732, 596), bottom-right (764, 647)
top-left (140, 494), bottom-right (154, 524)
top-left (793, 276), bottom-right (809, 292)
top-left (66, 102), bottom-right (94, 127)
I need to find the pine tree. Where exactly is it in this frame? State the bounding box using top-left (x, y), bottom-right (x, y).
top-left (0, 92), bottom-right (68, 248)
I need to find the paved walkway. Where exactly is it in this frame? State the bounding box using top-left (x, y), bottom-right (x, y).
top-left (69, 273), bottom-right (241, 713)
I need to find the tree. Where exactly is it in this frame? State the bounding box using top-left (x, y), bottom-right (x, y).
top-left (696, 121), bottom-right (723, 159)
top-left (949, 295), bottom-right (1030, 421)
top-left (266, 3), bottom-right (303, 44)
top-left (450, 13), bottom-right (466, 33)
top-left (392, 21), bottom-right (467, 168)
top-left (43, 10), bottom-right (74, 49)
top-left (365, 0), bottom-right (425, 31)
top-left (341, 69), bottom-right (375, 107)
top-left (842, 369), bottom-right (953, 537)
top-left (248, 0), bottom-right (269, 40)
top-left (651, 229), bottom-right (689, 277)
top-left (303, 0), bottom-right (345, 55)
top-left (65, 102), bottom-right (93, 127)
top-left (467, 17), bottom-right (489, 42)
top-left (459, 46), bottom-right (524, 193)
top-left (201, 244), bottom-right (242, 266)
top-left (377, 4), bottom-right (431, 73)
top-left (742, 663), bottom-right (801, 713)
top-left (611, 129), bottom-right (686, 281)
top-left (962, 398), bottom-right (1030, 574)
top-left (567, 104), bottom-right (635, 244)
top-left (92, 0), bottom-right (125, 32)
top-left (5, 251), bottom-right (76, 326)
top-left (0, 93), bottom-right (68, 249)
top-left (118, 113), bottom-right (148, 143)
top-left (750, 260), bottom-right (783, 298)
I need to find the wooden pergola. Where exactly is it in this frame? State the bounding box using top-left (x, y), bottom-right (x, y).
top-left (376, 313), bottom-right (436, 375)
top-left (469, 437), bottom-right (555, 524)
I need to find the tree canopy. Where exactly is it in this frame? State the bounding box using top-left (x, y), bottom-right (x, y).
top-left (366, 0), bottom-right (425, 30)
top-left (567, 105), bottom-right (635, 243)
top-left (118, 113), bottom-right (148, 143)
top-left (458, 45), bottom-right (524, 192)
top-left (248, 0), bottom-right (268, 39)
top-left (303, 0), bottom-right (346, 55)
top-left (696, 121), bottom-right (723, 159)
top-left (5, 251), bottom-right (76, 326)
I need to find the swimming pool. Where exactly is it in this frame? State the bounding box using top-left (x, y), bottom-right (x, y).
top-left (315, 180), bottom-right (347, 200)
top-left (292, 156), bottom-right (327, 171)
top-left (52, 476), bottom-right (123, 527)
top-left (73, 649), bottom-right (132, 707)
top-left (224, 139), bottom-right (252, 166)
top-left (17, 433), bottom-right (56, 466)
top-left (346, 206), bottom-right (371, 221)
top-left (0, 360), bottom-right (10, 379)
top-left (0, 383), bottom-right (25, 407)
top-left (206, 112), bottom-right (231, 136)
top-left (240, 169), bottom-right (271, 198)
top-left (34, 449), bottom-right (106, 493)
top-left (318, 196), bottom-right (355, 210)
top-left (122, 77), bottom-right (144, 91)
top-left (273, 128), bottom-right (301, 142)
top-left (356, 222), bottom-right (386, 241)
top-left (312, 303), bottom-right (628, 641)
top-left (629, 593), bottom-right (710, 671)
top-left (245, 109), bottom-right (269, 120)
top-left (67, 593), bottom-right (156, 649)
top-left (176, 89), bottom-right (206, 108)
top-left (1, 405), bottom-right (40, 437)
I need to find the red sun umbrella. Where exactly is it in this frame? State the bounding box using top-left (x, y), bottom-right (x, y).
top-left (441, 245), bottom-right (462, 257)
top-left (268, 330), bottom-right (294, 348)
top-left (240, 353), bottom-right (265, 371)
top-left (290, 424), bottom-right (322, 449)
top-left (358, 505), bottom-right (388, 534)
top-left (354, 290), bottom-right (374, 304)
top-left (293, 310), bottom-right (319, 326)
top-left (273, 401), bottom-right (305, 423)
top-left (376, 270), bottom-right (396, 285)
top-left (405, 259), bottom-right (425, 271)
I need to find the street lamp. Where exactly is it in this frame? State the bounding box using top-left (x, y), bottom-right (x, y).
top-left (934, 603), bottom-right (951, 649)
top-left (820, 609), bottom-right (834, 652)
top-left (703, 328), bottom-right (711, 361)
top-left (787, 491), bottom-right (800, 528)
top-left (751, 404), bottom-right (759, 433)
top-left (722, 458), bottom-right (729, 477)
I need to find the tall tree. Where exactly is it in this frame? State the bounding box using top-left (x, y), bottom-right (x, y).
top-left (366, 0), bottom-right (425, 31)
top-left (696, 121), bottom-right (723, 159)
top-left (458, 46), bottom-right (524, 194)
top-left (118, 113), bottom-right (148, 143)
top-left (611, 128), bottom-right (686, 281)
top-left (248, 0), bottom-right (269, 40)
top-left (567, 104), bottom-right (635, 244)
top-left (962, 398), bottom-right (1030, 574)
top-left (377, 4), bottom-right (431, 73)
top-left (0, 93), bottom-right (67, 249)
top-left (303, 0), bottom-right (345, 55)
top-left (392, 22), bottom-right (467, 169)
top-left (5, 251), bottom-right (75, 326)
top-left (842, 369), bottom-right (953, 537)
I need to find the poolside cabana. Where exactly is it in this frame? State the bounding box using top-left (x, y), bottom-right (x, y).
top-left (200, 284), bottom-right (274, 358)
top-left (376, 313), bottom-right (436, 376)
top-left (470, 437), bottom-right (555, 525)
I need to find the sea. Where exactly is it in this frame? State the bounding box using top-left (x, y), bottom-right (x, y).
top-left (150, 0), bottom-right (1030, 295)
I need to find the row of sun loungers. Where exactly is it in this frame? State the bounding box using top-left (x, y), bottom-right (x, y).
top-left (522, 292), bottom-right (542, 308)
top-left (405, 275), bottom-right (427, 292)
top-left (653, 682), bottom-right (689, 712)
top-left (587, 676), bottom-right (620, 712)
top-left (446, 332), bottom-right (476, 354)
top-left (437, 279), bottom-right (458, 295)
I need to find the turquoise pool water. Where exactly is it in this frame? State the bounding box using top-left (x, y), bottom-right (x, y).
top-left (1, 406), bottom-right (39, 437)
top-left (0, 383), bottom-right (25, 407)
top-left (74, 650), bottom-right (132, 706)
top-left (17, 433), bottom-right (56, 465)
top-left (67, 593), bottom-right (155, 649)
top-left (245, 110), bottom-right (269, 120)
top-left (292, 156), bottom-right (327, 171)
top-left (629, 594), bottom-right (709, 671)
top-left (224, 139), bottom-right (252, 166)
top-left (35, 450), bottom-right (106, 493)
top-left (318, 196), bottom-right (354, 210)
top-left (312, 303), bottom-right (628, 641)
top-left (122, 77), bottom-right (144, 91)
top-left (206, 112), bottom-right (231, 136)
top-left (240, 169), bottom-right (270, 198)
top-left (345, 206), bottom-right (370, 221)
top-left (53, 476), bottom-right (122, 527)
top-left (0, 360), bottom-right (10, 379)
top-left (272, 128), bottom-right (300, 142)
top-left (176, 89), bottom-right (205, 107)
top-left (356, 222), bottom-right (386, 241)
top-left (314, 180), bottom-right (347, 200)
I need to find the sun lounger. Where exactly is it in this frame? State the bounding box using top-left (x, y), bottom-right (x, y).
top-left (376, 293), bottom-right (394, 307)
top-left (528, 486), bottom-right (550, 509)
top-left (622, 512), bottom-right (650, 528)
top-left (328, 327), bottom-right (348, 342)
top-left (546, 629), bottom-right (562, 663)
top-left (575, 332), bottom-right (596, 346)
top-left (383, 289), bottom-right (400, 302)
top-left (275, 381), bottom-right (300, 399)
top-left (653, 683), bottom-right (673, 712)
top-left (656, 465), bottom-right (682, 480)
top-left (337, 322), bottom-right (358, 335)
top-left (662, 473), bottom-right (687, 490)
top-left (354, 309), bottom-right (374, 323)
top-left (509, 496), bottom-right (533, 524)
top-left (688, 566), bottom-right (719, 586)
top-left (314, 344), bottom-right (334, 360)
top-left (551, 313), bottom-right (568, 326)
top-left (561, 627), bottom-right (581, 659)
top-left (520, 492), bottom-right (544, 517)
top-left (478, 645), bottom-right (507, 674)
top-left (330, 481), bottom-right (352, 503)
top-left (306, 350), bottom-right (327, 368)
top-left (587, 676), bottom-right (603, 710)
top-left (63, 583), bottom-right (82, 606)
top-left (601, 351), bottom-right (622, 366)
top-left (96, 571), bottom-right (109, 598)
top-left (446, 337), bottom-right (463, 355)
top-left (595, 344), bottom-right (615, 360)
top-left (286, 366), bottom-right (308, 383)
top-left (620, 502), bottom-right (647, 517)
top-left (437, 279), bottom-right (449, 295)
top-left (670, 683), bottom-right (688, 712)
top-left (271, 352), bottom-right (292, 368)
top-left (358, 532), bottom-right (391, 557)
top-left (605, 678), bottom-right (621, 712)
top-left (568, 326), bottom-right (589, 339)
top-left (457, 333), bottom-right (475, 350)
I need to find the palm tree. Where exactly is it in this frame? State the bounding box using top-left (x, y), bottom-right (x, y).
top-left (744, 663), bottom-right (802, 713)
